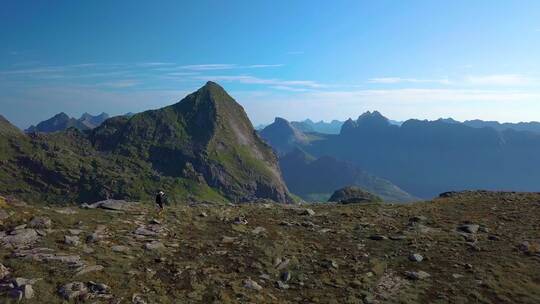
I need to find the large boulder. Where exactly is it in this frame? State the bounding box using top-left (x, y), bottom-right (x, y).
top-left (328, 186), bottom-right (382, 204)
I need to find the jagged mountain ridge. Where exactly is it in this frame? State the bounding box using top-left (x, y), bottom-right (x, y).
top-left (307, 111), bottom-right (540, 198)
top-left (26, 112), bottom-right (110, 133)
top-left (0, 82), bottom-right (292, 203)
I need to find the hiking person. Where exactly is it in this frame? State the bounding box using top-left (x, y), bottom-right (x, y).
top-left (155, 191), bottom-right (165, 215)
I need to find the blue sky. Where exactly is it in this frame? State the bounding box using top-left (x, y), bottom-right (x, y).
top-left (1, 0), bottom-right (540, 128)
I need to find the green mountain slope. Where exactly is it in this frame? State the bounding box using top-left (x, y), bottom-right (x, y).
top-left (0, 82), bottom-right (292, 204)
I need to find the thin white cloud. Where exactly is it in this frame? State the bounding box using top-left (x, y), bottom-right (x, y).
top-left (368, 77), bottom-right (452, 85)
top-left (465, 74), bottom-right (535, 86)
top-left (195, 75), bottom-right (324, 88)
top-left (177, 64), bottom-right (237, 71)
top-left (269, 85), bottom-right (310, 92)
top-left (98, 79), bottom-right (140, 88)
top-left (245, 64), bottom-right (284, 68)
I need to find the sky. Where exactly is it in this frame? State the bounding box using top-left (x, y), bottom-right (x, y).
top-left (1, 0), bottom-right (540, 129)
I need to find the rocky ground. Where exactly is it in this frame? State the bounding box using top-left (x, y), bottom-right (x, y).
top-left (0, 191), bottom-right (539, 303)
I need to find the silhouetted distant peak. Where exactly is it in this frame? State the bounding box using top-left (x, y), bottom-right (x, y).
top-left (274, 117), bottom-right (291, 125)
top-left (54, 112), bottom-right (70, 120)
top-left (357, 111), bottom-right (389, 125)
top-left (436, 118), bottom-right (460, 124)
top-left (340, 118), bottom-right (358, 134)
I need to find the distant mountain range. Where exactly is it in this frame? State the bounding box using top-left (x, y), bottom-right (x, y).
top-left (26, 112), bottom-right (110, 133)
top-left (258, 118), bottom-right (416, 202)
top-left (463, 119), bottom-right (540, 134)
top-left (257, 117), bottom-right (540, 135)
top-left (260, 111), bottom-right (540, 199)
top-left (1, 82), bottom-right (291, 204)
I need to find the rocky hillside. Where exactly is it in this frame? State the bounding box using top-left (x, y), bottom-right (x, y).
top-left (0, 191), bottom-right (539, 303)
top-left (0, 82), bottom-right (292, 204)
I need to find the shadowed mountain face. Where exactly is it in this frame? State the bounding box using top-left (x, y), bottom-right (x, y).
top-left (258, 118), bottom-right (309, 155)
top-left (307, 112), bottom-right (540, 198)
top-left (279, 148), bottom-right (417, 203)
top-left (0, 82), bottom-right (292, 203)
top-left (79, 112), bottom-right (110, 129)
top-left (291, 119), bottom-right (344, 134)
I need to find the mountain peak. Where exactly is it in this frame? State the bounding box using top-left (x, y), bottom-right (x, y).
top-left (357, 111), bottom-right (388, 123)
top-left (260, 117), bottom-right (308, 155)
top-left (274, 117), bottom-right (291, 125)
top-left (92, 82), bottom-right (292, 203)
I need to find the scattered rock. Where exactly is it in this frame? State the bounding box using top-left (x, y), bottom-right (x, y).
top-left (21, 284), bottom-right (34, 299)
top-left (0, 263), bottom-right (10, 280)
top-left (14, 224), bottom-right (27, 230)
top-left (409, 215), bottom-right (428, 223)
top-left (301, 209), bottom-right (315, 216)
top-left (64, 235), bottom-right (81, 246)
top-left (86, 232), bottom-right (102, 243)
top-left (221, 236), bottom-right (237, 244)
top-left (323, 259), bottom-right (338, 269)
top-left (244, 278), bottom-right (263, 291)
top-left (408, 253), bottom-right (424, 262)
top-left (233, 216), bottom-right (248, 225)
top-left (275, 258), bottom-right (290, 270)
top-left (28, 216), bottom-right (52, 229)
top-left (2, 229), bottom-right (39, 247)
top-left (59, 282), bottom-right (88, 300)
top-left (199, 212), bottom-right (208, 217)
top-left (144, 241), bottom-right (164, 251)
top-left (251, 226), bottom-right (267, 235)
top-left (369, 235), bottom-right (387, 241)
top-left (134, 227), bottom-right (159, 237)
top-left (13, 277), bottom-right (30, 288)
top-left (68, 229), bottom-right (83, 235)
top-left (389, 235), bottom-right (407, 241)
top-left (132, 293), bottom-right (147, 304)
top-left (276, 280), bottom-right (290, 289)
top-left (404, 271), bottom-right (431, 280)
top-left (111, 245), bottom-right (130, 253)
top-left (87, 281), bottom-right (109, 293)
top-left (458, 223), bottom-right (480, 234)
top-left (75, 265), bottom-right (104, 276)
top-left (84, 199), bottom-right (135, 211)
top-left (0, 209), bottom-right (9, 220)
top-left (518, 241), bottom-right (540, 255)
top-left (149, 219), bottom-right (161, 225)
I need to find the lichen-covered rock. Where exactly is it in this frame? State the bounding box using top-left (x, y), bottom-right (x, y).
top-left (328, 186), bottom-right (382, 204)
